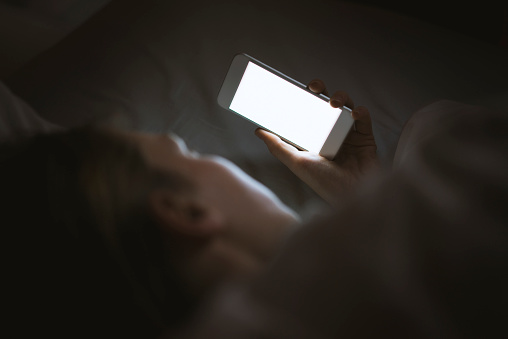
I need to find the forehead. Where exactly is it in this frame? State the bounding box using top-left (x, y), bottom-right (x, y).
top-left (126, 131), bottom-right (211, 182)
top-left (127, 132), bottom-right (182, 163)
top-left (124, 131), bottom-right (198, 189)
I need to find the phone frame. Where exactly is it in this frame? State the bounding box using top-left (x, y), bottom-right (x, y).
top-left (217, 53), bottom-right (353, 160)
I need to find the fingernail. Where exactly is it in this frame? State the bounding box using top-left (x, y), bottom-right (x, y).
top-left (331, 99), bottom-right (341, 107)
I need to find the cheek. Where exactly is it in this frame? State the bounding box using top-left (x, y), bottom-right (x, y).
top-left (192, 158), bottom-right (300, 228)
top-left (196, 158), bottom-right (280, 205)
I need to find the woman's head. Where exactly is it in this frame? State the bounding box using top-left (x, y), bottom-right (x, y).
top-left (0, 126), bottom-right (297, 336)
top-left (131, 131), bottom-right (299, 278)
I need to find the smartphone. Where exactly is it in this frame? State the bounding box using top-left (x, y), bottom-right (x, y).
top-left (217, 53), bottom-right (354, 160)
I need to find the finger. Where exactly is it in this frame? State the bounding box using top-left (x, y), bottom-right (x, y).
top-left (255, 129), bottom-right (299, 166)
top-left (351, 106), bottom-right (373, 135)
top-left (307, 79), bottom-right (329, 96)
top-left (330, 91), bottom-right (354, 109)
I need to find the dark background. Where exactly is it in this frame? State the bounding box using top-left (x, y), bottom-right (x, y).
top-left (353, 0), bottom-right (507, 47)
top-left (1, 0), bottom-right (507, 47)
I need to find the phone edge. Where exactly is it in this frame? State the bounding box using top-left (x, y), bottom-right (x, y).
top-left (319, 106), bottom-right (354, 160)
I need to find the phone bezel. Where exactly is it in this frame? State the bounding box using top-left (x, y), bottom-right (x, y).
top-left (217, 53), bottom-right (353, 160)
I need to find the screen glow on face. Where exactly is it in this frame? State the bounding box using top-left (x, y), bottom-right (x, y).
top-left (229, 62), bottom-right (341, 154)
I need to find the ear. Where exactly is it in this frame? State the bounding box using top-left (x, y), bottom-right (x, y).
top-left (148, 189), bottom-right (224, 237)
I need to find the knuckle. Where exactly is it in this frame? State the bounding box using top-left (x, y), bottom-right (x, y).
top-left (353, 106), bottom-right (371, 120)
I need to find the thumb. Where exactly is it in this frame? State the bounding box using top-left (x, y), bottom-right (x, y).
top-left (255, 129), bottom-right (299, 166)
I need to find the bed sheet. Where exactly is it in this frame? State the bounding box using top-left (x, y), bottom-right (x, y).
top-left (6, 0), bottom-right (508, 214)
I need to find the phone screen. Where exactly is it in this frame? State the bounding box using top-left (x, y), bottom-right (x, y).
top-left (229, 61), bottom-right (341, 153)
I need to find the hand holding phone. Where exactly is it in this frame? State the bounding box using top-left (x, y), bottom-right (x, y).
top-left (217, 54), bottom-right (378, 205)
top-left (217, 53), bottom-right (354, 160)
top-left (256, 79), bottom-right (379, 207)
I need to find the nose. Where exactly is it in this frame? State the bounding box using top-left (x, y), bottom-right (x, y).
top-left (166, 133), bottom-right (200, 157)
top-left (165, 133), bottom-right (185, 150)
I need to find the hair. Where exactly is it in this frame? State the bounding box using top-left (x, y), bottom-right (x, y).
top-left (0, 127), bottom-right (196, 337)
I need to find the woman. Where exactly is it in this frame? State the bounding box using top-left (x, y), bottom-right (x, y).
top-left (0, 80), bottom-right (378, 337)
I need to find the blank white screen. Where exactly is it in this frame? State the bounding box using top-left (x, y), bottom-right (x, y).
top-left (229, 62), bottom-right (341, 154)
